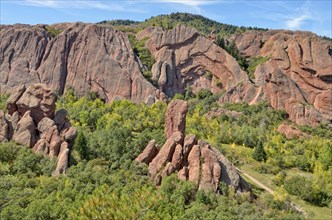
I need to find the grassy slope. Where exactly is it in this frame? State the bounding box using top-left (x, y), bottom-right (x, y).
top-left (224, 144), bottom-right (332, 220)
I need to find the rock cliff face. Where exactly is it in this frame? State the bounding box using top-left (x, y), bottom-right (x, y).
top-left (1, 22), bottom-right (330, 126)
top-left (136, 100), bottom-right (251, 193)
top-left (0, 23), bottom-right (159, 103)
top-left (0, 84), bottom-right (77, 175)
top-left (138, 26), bottom-right (331, 126)
top-left (224, 30), bottom-right (332, 126)
top-left (137, 25), bottom-right (249, 97)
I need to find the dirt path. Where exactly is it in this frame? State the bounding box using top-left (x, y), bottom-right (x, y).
top-left (236, 168), bottom-right (275, 195)
top-left (236, 167), bottom-right (307, 216)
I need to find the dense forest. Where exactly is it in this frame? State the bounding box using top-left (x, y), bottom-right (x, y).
top-left (100, 12), bottom-right (267, 36)
top-left (1, 88), bottom-right (331, 219)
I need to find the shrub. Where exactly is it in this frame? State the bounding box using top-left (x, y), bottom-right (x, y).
top-left (45, 26), bottom-right (62, 37)
top-left (247, 56), bottom-right (270, 79)
top-left (197, 89), bottom-right (213, 100)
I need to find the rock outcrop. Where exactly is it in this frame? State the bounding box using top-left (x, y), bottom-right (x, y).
top-left (135, 140), bottom-right (159, 164)
top-left (224, 30), bottom-right (332, 126)
top-left (138, 24), bottom-right (249, 97)
top-left (0, 83), bottom-right (77, 175)
top-left (165, 99), bottom-right (188, 139)
top-left (12, 110), bottom-right (37, 147)
top-left (0, 110), bottom-right (9, 142)
top-left (136, 100), bottom-right (251, 193)
top-left (277, 123), bottom-right (309, 139)
top-left (0, 23), bottom-right (161, 104)
top-left (138, 25), bottom-right (331, 126)
top-left (1, 22), bottom-right (330, 127)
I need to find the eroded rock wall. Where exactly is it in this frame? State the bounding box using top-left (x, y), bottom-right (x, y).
top-left (138, 24), bottom-right (249, 97)
top-left (0, 23), bottom-right (160, 104)
top-left (225, 30), bottom-right (332, 125)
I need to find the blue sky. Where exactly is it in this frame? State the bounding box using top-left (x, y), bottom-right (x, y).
top-left (1, 0), bottom-right (331, 37)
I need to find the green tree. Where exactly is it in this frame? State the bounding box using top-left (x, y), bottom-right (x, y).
top-left (73, 129), bottom-right (89, 160)
top-left (252, 140), bottom-right (267, 162)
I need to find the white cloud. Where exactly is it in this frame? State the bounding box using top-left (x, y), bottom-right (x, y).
top-left (156, 0), bottom-right (219, 7)
top-left (286, 14), bottom-right (311, 29)
top-left (20, 0), bottom-right (223, 14)
top-left (284, 1), bottom-right (314, 30)
top-left (21, 0), bottom-right (145, 13)
top-left (153, 0), bottom-right (221, 14)
top-left (24, 0), bottom-right (59, 8)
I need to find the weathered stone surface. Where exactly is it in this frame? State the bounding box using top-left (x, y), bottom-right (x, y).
top-left (1, 83), bottom-right (77, 176)
top-left (183, 134), bottom-right (197, 165)
top-left (59, 141), bottom-right (69, 156)
top-left (213, 163), bottom-right (222, 192)
top-left (5, 111), bottom-right (20, 139)
top-left (2, 23), bottom-right (330, 127)
top-left (15, 84), bottom-right (56, 123)
top-left (277, 123), bottom-right (308, 139)
top-left (9, 112), bottom-right (20, 129)
top-left (53, 148), bottom-right (69, 176)
top-left (37, 117), bottom-right (55, 134)
top-left (206, 108), bottom-right (244, 120)
top-left (165, 100), bottom-right (188, 139)
top-left (148, 135), bottom-right (177, 177)
top-left (314, 90), bottom-right (332, 120)
top-left (188, 145), bottom-right (201, 187)
top-left (177, 166), bottom-right (189, 181)
top-left (161, 162), bottom-right (176, 177)
top-left (0, 23), bottom-right (158, 103)
top-left (135, 140), bottom-right (159, 164)
top-left (49, 130), bottom-right (62, 158)
top-left (42, 125), bottom-right (57, 143)
top-left (6, 85), bottom-right (26, 115)
top-left (64, 127), bottom-right (78, 144)
top-left (0, 110), bottom-right (9, 142)
top-left (226, 30), bottom-right (332, 126)
top-left (141, 24), bottom-right (249, 97)
top-left (199, 145), bottom-right (222, 192)
top-left (12, 110), bottom-right (36, 147)
top-left (33, 139), bottom-right (49, 157)
top-left (218, 153), bottom-right (251, 193)
top-left (137, 100), bottom-right (251, 193)
top-left (171, 144), bottom-right (183, 170)
top-left (171, 131), bottom-right (184, 145)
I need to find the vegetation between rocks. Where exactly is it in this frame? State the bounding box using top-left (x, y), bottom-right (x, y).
top-left (128, 35), bottom-right (156, 85)
top-left (45, 26), bottom-right (62, 38)
top-left (0, 90), bottom-right (313, 219)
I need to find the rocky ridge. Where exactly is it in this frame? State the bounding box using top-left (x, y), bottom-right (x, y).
top-left (0, 23), bottom-right (163, 104)
top-left (138, 25), bottom-right (331, 126)
top-left (137, 25), bottom-right (249, 97)
top-left (0, 83), bottom-right (77, 175)
top-left (136, 99), bottom-right (251, 193)
top-left (1, 22), bottom-right (330, 126)
top-left (224, 30), bottom-right (332, 126)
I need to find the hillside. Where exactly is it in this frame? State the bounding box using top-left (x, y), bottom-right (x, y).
top-left (100, 12), bottom-right (267, 36)
top-left (0, 12), bottom-right (331, 219)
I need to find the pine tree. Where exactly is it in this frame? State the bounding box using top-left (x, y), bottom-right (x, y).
top-left (252, 140), bottom-right (267, 162)
top-left (74, 130), bottom-right (88, 160)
